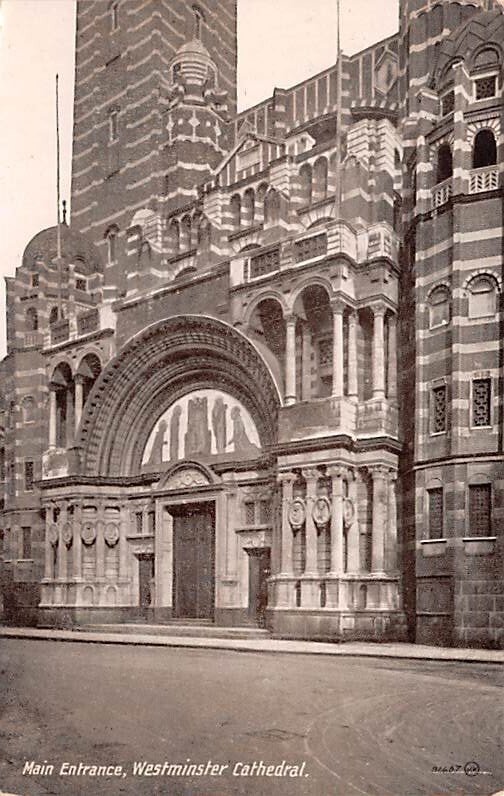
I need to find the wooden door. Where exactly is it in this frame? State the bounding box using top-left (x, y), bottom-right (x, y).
top-left (138, 555), bottom-right (154, 615)
top-left (173, 502), bottom-right (215, 619)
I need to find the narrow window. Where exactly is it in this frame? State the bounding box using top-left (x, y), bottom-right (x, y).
top-left (436, 144), bottom-right (453, 183)
top-left (431, 385), bottom-right (447, 434)
top-left (24, 460), bottom-right (34, 492)
top-left (469, 484), bottom-right (491, 536)
top-left (31, 273), bottom-right (39, 288)
top-left (75, 277), bottom-right (87, 292)
top-left (110, 1), bottom-right (119, 32)
top-left (22, 527), bottom-right (32, 559)
top-left (135, 512), bottom-right (143, 535)
top-left (441, 90), bottom-right (454, 116)
top-left (244, 501), bottom-right (255, 526)
top-left (0, 448), bottom-right (4, 481)
top-left (428, 286), bottom-right (450, 328)
top-left (472, 378), bottom-right (491, 427)
top-left (26, 307), bottom-right (38, 332)
top-left (106, 228), bottom-right (118, 265)
top-left (148, 511), bottom-right (155, 535)
top-left (109, 110), bottom-right (118, 143)
top-left (428, 488), bottom-right (443, 539)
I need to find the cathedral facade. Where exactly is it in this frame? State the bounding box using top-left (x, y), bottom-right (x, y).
top-left (1, 0), bottom-right (503, 647)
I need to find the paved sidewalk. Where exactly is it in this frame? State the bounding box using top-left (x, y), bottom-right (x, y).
top-left (1, 625), bottom-right (503, 664)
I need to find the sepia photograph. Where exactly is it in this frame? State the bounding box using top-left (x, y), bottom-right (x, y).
top-left (0, 0), bottom-right (503, 794)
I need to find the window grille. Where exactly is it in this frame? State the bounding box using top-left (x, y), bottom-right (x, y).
top-left (475, 75), bottom-right (496, 100)
top-left (135, 512), bottom-right (143, 535)
top-left (31, 273), bottom-right (39, 288)
top-left (259, 500), bottom-right (271, 525)
top-left (24, 461), bottom-right (34, 492)
top-left (441, 90), bottom-right (454, 115)
top-left (472, 378), bottom-right (491, 427)
top-left (431, 385), bottom-right (447, 433)
top-left (75, 278), bottom-right (87, 292)
top-left (469, 484), bottom-right (491, 536)
top-left (294, 233), bottom-right (327, 263)
top-left (244, 501), bottom-right (255, 526)
top-left (249, 247), bottom-right (279, 278)
top-left (428, 488), bottom-right (443, 539)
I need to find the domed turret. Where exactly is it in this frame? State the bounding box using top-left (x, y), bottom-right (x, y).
top-left (169, 38), bottom-right (218, 91)
top-left (22, 223), bottom-right (103, 274)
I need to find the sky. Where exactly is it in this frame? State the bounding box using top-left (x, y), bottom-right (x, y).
top-left (0, 0), bottom-right (399, 358)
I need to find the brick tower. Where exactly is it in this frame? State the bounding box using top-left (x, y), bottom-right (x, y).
top-left (70, 0), bottom-right (237, 290)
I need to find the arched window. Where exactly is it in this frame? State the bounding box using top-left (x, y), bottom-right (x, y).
top-left (299, 164), bottom-right (312, 206)
top-left (49, 306), bottom-right (60, 326)
top-left (180, 215), bottom-right (192, 251)
top-left (105, 226), bottom-right (118, 265)
top-left (242, 189), bottom-right (255, 228)
top-left (264, 189), bottom-right (280, 225)
top-left (168, 219), bottom-right (180, 257)
top-left (313, 158), bottom-right (328, 201)
top-left (428, 285), bottom-right (450, 328)
top-left (472, 129), bottom-right (497, 169)
top-left (21, 396), bottom-right (36, 424)
top-left (25, 307), bottom-right (38, 332)
top-left (230, 194), bottom-right (241, 230)
top-left (436, 143), bottom-right (453, 183)
top-left (468, 275), bottom-right (497, 318)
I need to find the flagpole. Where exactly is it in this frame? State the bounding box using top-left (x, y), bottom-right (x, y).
top-left (56, 73), bottom-right (62, 317)
top-left (335, 0), bottom-right (342, 216)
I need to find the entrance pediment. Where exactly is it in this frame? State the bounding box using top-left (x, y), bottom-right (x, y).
top-left (158, 460), bottom-right (218, 491)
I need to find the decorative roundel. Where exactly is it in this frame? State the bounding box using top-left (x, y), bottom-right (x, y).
top-left (81, 522), bottom-right (96, 545)
top-left (48, 524), bottom-right (59, 545)
top-left (312, 496), bottom-right (331, 528)
top-left (61, 522), bottom-right (73, 546)
top-left (288, 497), bottom-right (306, 530)
top-left (343, 497), bottom-right (355, 528)
top-left (104, 523), bottom-right (120, 547)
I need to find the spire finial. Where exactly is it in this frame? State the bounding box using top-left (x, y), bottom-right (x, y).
top-left (62, 200), bottom-right (67, 225)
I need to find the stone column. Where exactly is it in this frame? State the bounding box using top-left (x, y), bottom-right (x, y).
top-left (57, 505), bottom-right (66, 580)
top-left (73, 503), bottom-right (82, 580)
top-left (347, 470), bottom-right (360, 573)
top-left (44, 505), bottom-right (53, 579)
top-left (48, 388), bottom-right (57, 449)
top-left (331, 300), bottom-right (345, 398)
top-left (328, 465), bottom-right (345, 575)
top-left (96, 503), bottom-right (105, 580)
top-left (225, 482), bottom-right (238, 578)
top-left (370, 466), bottom-right (388, 574)
top-left (278, 472), bottom-right (296, 575)
top-left (65, 387), bottom-right (75, 447)
top-left (74, 375), bottom-right (84, 432)
top-left (284, 315), bottom-right (297, 405)
top-left (387, 313), bottom-right (397, 400)
top-left (119, 505), bottom-right (129, 580)
top-left (371, 304), bottom-right (386, 400)
top-left (347, 311), bottom-right (358, 400)
top-left (302, 468), bottom-right (318, 576)
top-left (301, 322), bottom-right (312, 401)
top-left (387, 472), bottom-right (398, 571)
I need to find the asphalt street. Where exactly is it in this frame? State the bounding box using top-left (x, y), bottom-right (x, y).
top-left (0, 638), bottom-right (502, 796)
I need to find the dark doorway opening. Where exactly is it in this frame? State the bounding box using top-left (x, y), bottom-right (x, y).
top-left (138, 554), bottom-right (154, 617)
top-left (247, 548), bottom-right (271, 627)
top-left (171, 501), bottom-right (215, 620)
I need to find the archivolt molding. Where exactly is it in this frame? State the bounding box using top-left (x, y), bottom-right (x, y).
top-left (466, 117), bottom-right (500, 146)
top-left (76, 315), bottom-right (281, 477)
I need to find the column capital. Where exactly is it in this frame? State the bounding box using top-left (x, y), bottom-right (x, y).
top-left (368, 464), bottom-right (391, 480)
top-left (368, 301), bottom-right (388, 318)
top-left (74, 372), bottom-right (86, 385)
top-left (347, 309), bottom-right (358, 326)
top-left (301, 466), bottom-right (319, 483)
top-left (330, 297), bottom-right (348, 315)
top-left (277, 471), bottom-right (297, 485)
top-left (284, 313), bottom-right (297, 327)
top-left (326, 464), bottom-right (349, 480)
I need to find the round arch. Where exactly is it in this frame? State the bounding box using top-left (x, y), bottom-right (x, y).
top-left (244, 290), bottom-right (288, 326)
top-left (289, 275), bottom-right (333, 312)
top-left (76, 316), bottom-right (281, 477)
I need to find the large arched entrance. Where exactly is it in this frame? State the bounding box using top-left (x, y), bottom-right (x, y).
top-left (40, 316), bottom-right (281, 627)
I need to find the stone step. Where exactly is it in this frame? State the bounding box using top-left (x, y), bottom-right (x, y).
top-left (77, 622), bottom-right (270, 640)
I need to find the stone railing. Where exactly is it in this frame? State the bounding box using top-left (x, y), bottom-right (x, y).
top-left (24, 331), bottom-right (44, 348)
top-left (432, 177), bottom-right (453, 208)
top-left (469, 165), bottom-right (498, 195)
